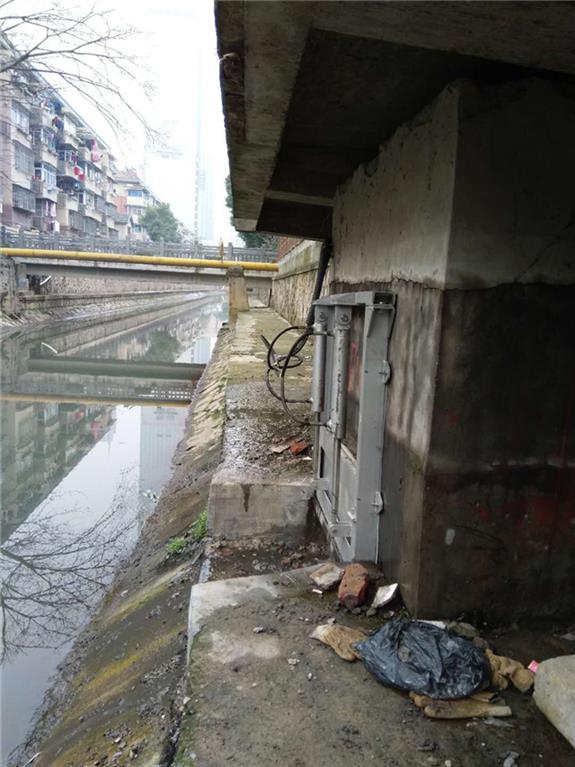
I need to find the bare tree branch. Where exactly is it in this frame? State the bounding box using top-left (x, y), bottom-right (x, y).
top-left (0, 1), bottom-right (156, 140)
top-left (0, 480), bottom-right (139, 663)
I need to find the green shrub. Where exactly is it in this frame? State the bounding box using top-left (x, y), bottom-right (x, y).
top-left (192, 509), bottom-right (208, 541)
top-left (165, 536), bottom-right (187, 555)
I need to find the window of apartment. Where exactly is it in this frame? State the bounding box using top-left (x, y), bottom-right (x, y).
top-left (11, 102), bottom-right (30, 133)
top-left (32, 128), bottom-right (57, 152)
top-left (69, 211), bottom-right (83, 230)
top-left (126, 205), bottom-right (142, 216)
top-left (58, 149), bottom-right (77, 164)
top-left (128, 188), bottom-right (144, 197)
top-left (34, 162), bottom-right (57, 189)
top-left (94, 195), bottom-right (105, 213)
top-left (83, 217), bottom-right (97, 235)
top-left (13, 141), bottom-right (34, 175)
top-left (80, 191), bottom-right (95, 208)
top-left (36, 199), bottom-right (56, 217)
top-left (12, 184), bottom-right (35, 211)
top-left (0, 121), bottom-right (10, 138)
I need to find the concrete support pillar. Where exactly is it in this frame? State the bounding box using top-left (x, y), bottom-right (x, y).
top-left (227, 266), bottom-right (249, 320)
top-left (332, 78), bottom-right (575, 621)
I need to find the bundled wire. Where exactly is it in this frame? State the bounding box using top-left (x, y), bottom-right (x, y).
top-left (261, 240), bottom-right (332, 424)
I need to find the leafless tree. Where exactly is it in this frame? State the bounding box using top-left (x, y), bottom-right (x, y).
top-left (0, 476), bottom-right (138, 663)
top-left (0, 0), bottom-right (153, 138)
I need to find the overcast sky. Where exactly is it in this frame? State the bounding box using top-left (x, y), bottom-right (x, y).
top-left (116, 0), bottom-right (235, 243)
top-left (54, 0), bottom-right (235, 244)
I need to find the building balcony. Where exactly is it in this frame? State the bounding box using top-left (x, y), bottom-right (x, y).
top-left (79, 203), bottom-right (101, 222)
top-left (33, 214), bottom-right (56, 233)
top-left (58, 128), bottom-right (79, 148)
top-left (33, 143), bottom-right (58, 166)
top-left (30, 107), bottom-right (55, 130)
top-left (33, 178), bottom-right (59, 202)
top-left (58, 191), bottom-right (79, 211)
top-left (80, 175), bottom-right (102, 195)
top-left (57, 158), bottom-right (77, 180)
top-left (12, 168), bottom-right (32, 190)
top-left (126, 196), bottom-right (146, 208)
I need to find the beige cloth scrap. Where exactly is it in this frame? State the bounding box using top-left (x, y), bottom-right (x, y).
top-left (486, 649), bottom-right (535, 693)
top-left (310, 624), bottom-right (367, 661)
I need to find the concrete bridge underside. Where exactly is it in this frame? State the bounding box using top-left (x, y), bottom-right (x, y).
top-left (14, 258), bottom-right (274, 289)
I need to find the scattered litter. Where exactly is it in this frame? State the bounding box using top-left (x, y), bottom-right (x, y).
top-left (503, 751), bottom-right (520, 767)
top-left (338, 563), bottom-right (369, 609)
top-left (289, 438), bottom-right (310, 455)
top-left (253, 626), bottom-right (266, 634)
top-left (371, 583), bottom-right (399, 610)
top-left (311, 588), bottom-right (323, 595)
top-left (528, 660), bottom-right (539, 674)
top-left (560, 632), bottom-right (575, 642)
top-left (446, 621), bottom-right (479, 640)
top-left (287, 658), bottom-right (300, 666)
top-left (271, 444), bottom-right (290, 454)
top-left (307, 672), bottom-right (313, 681)
top-left (486, 649), bottom-right (534, 692)
top-left (310, 562), bottom-right (344, 591)
top-left (418, 620), bottom-right (447, 629)
top-left (310, 623), bottom-right (367, 662)
top-left (354, 618), bottom-right (490, 699)
top-left (411, 694), bottom-right (512, 720)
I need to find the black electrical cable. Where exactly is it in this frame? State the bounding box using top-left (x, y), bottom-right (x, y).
top-left (278, 328), bottom-right (314, 425)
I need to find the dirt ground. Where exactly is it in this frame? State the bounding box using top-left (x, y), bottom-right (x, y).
top-left (177, 564), bottom-right (575, 767)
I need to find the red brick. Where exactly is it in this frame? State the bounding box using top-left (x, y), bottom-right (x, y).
top-left (338, 563), bottom-right (369, 609)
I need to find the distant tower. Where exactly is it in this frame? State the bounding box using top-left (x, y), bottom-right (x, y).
top-left (193, 67), bottom-right (214, 243)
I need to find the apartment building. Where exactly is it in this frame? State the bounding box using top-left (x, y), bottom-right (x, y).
top-left (113, 168), bottom-right (159, 242)
top-left (0, 32), bottom-right (159, 243)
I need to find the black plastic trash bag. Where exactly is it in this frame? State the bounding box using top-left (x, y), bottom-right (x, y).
top-left (354, 618), bottom-right (490, 699)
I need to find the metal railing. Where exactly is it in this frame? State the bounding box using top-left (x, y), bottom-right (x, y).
top-left (0, 226), bottom-right (277, 263)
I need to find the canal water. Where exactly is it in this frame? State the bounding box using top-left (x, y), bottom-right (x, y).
top-left (0, 295), bottom-right (226, 764)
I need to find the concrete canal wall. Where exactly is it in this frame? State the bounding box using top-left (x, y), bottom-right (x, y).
top-left (17, 324), bottom-right (231, 767)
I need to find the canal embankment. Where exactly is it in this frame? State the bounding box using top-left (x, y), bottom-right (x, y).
top-left (13, 305), bottom-right (326, 767)
top-left (0, 288), bottom-right (220, 341)
top-left (11, 322), bottom-right (231, 767)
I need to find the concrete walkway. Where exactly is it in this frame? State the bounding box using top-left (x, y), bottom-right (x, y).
top-left (208, 308), bottom-right (315, 541)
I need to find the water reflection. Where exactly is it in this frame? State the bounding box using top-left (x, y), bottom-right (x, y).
top-left (0, 296), bottom-right (226, 762)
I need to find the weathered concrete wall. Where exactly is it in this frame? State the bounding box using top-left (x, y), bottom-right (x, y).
top-left (271, 239), bottom-right (326, 325)
top-left (49, 274), bottom-right (189, 294)
top-left (332, 86), bottom-right (455, 610)
top-left (447, 79), bottom-right (575, 288)
top-left (333, 85), bottom-right (458, 288)
top-left (331, 78), bottom-right (575, 620)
